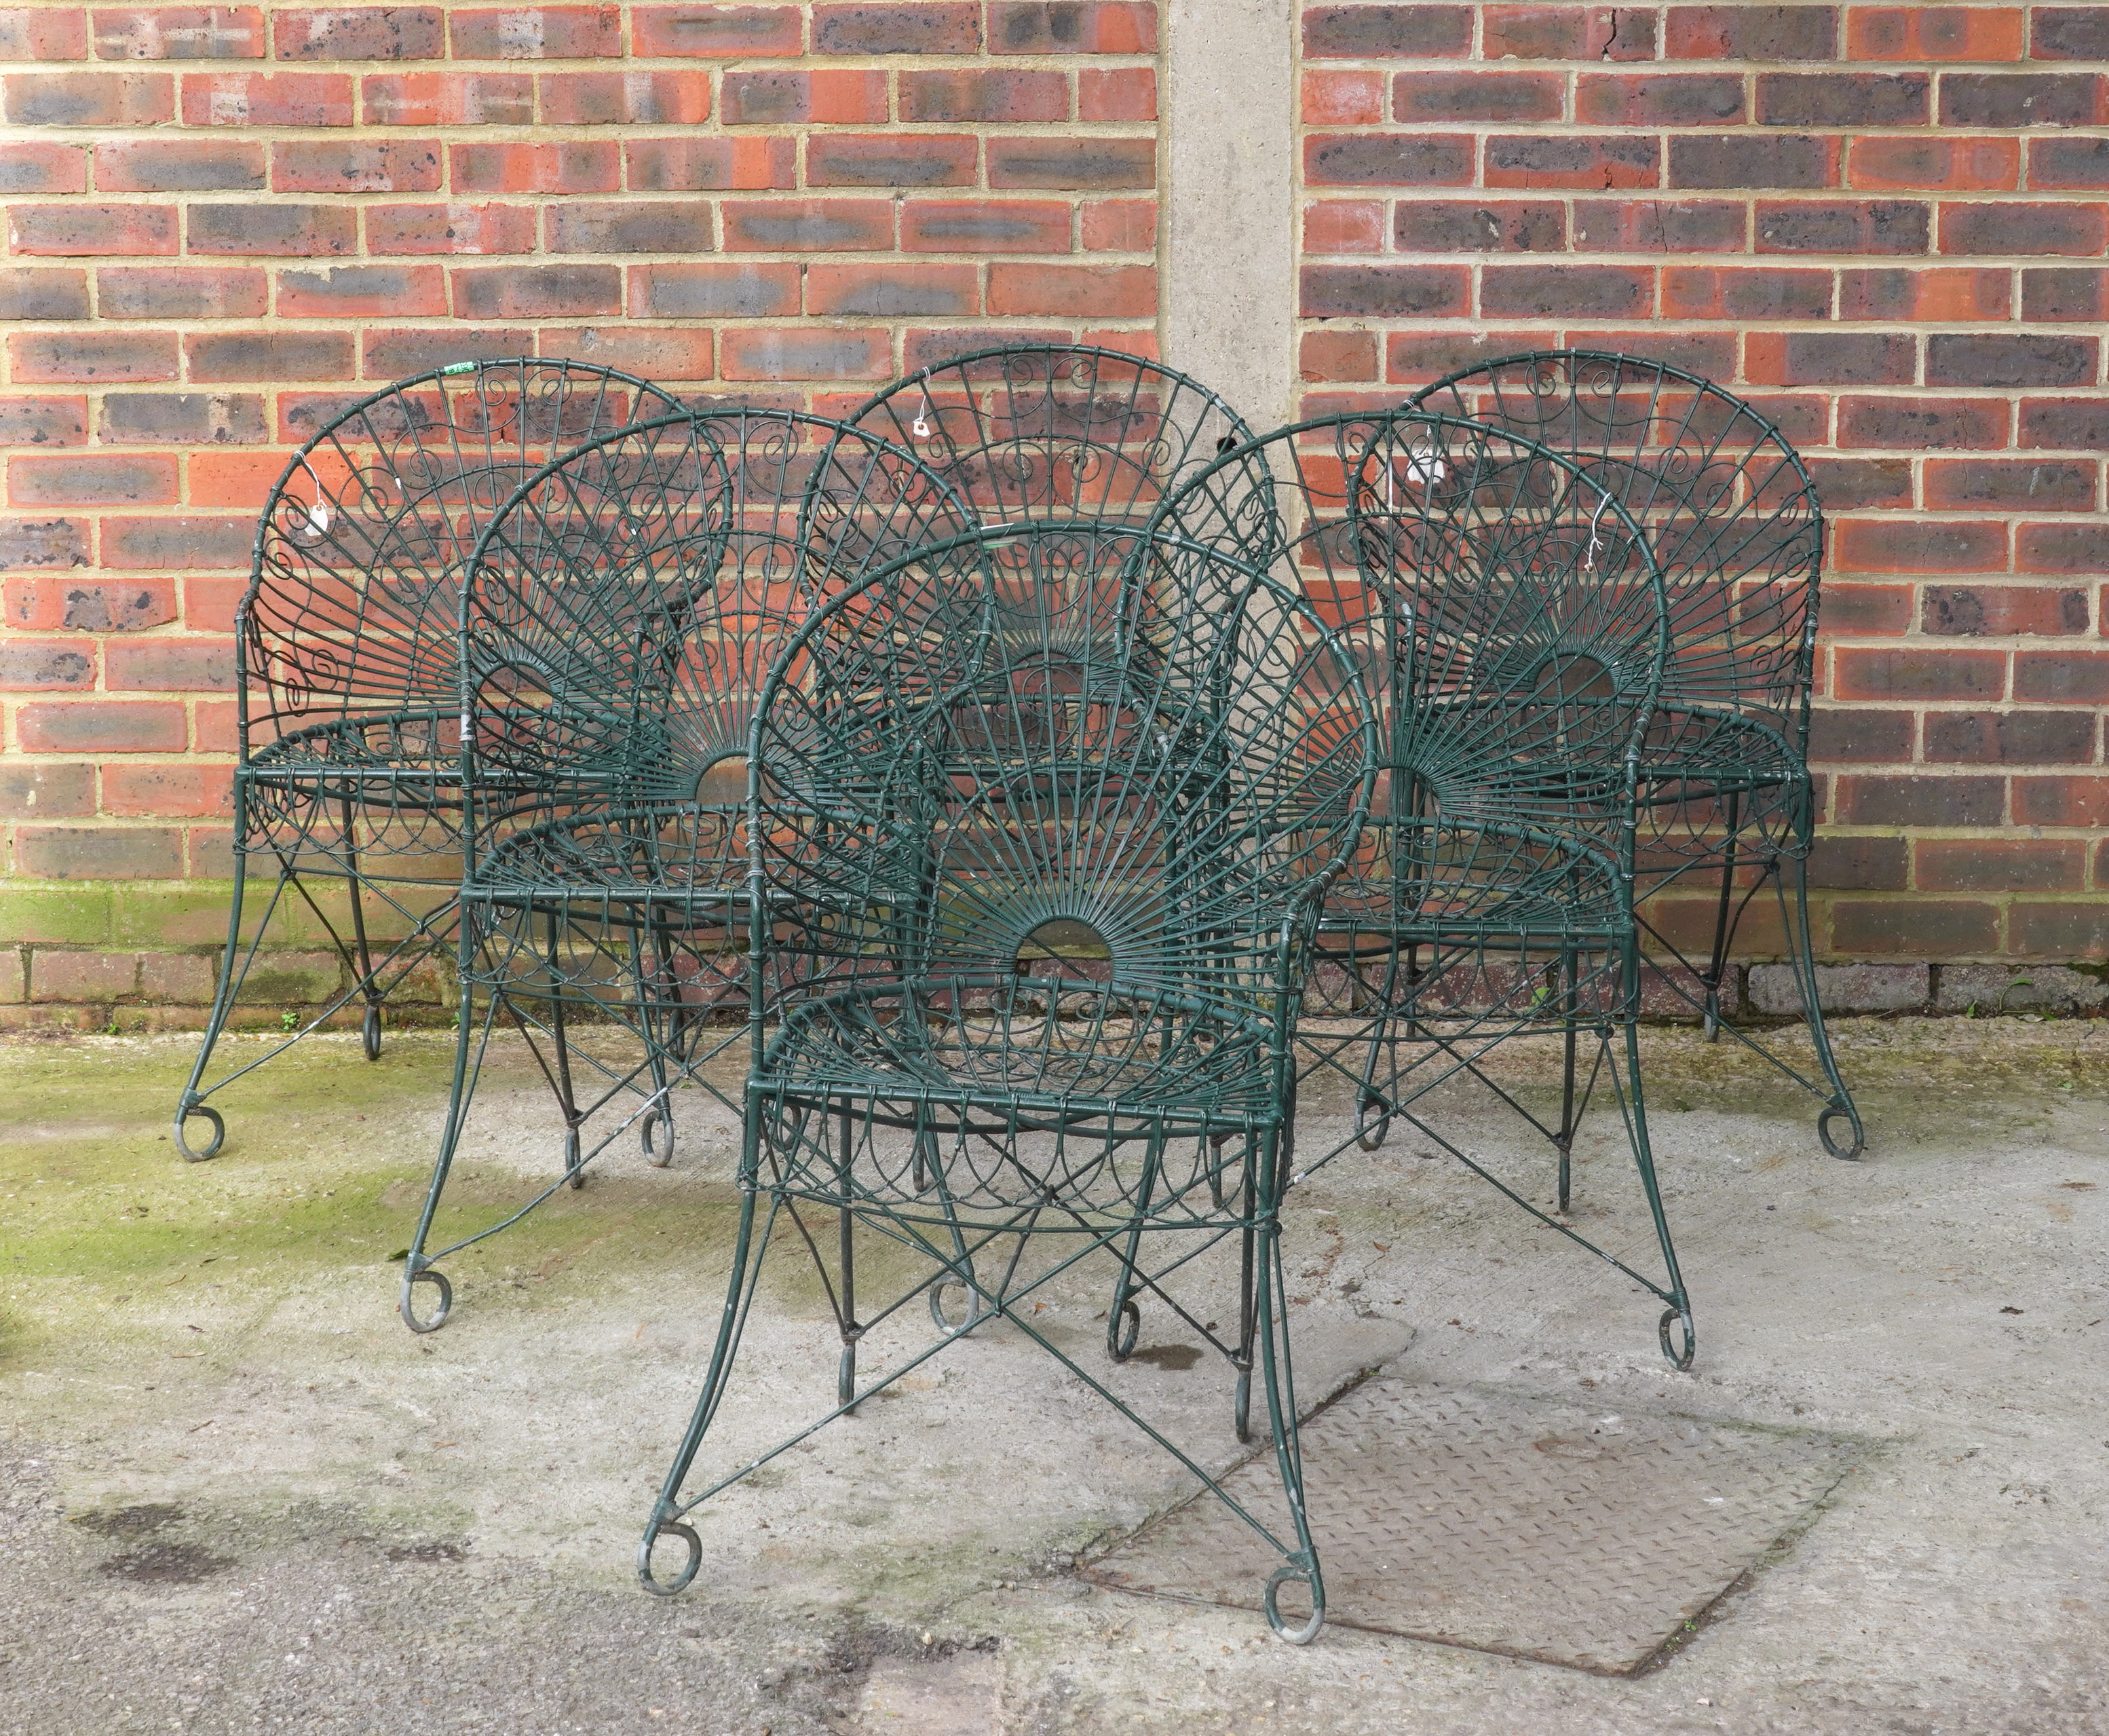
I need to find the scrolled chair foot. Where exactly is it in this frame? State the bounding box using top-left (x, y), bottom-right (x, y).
top-left (173, 1102), bottom-right (225, 1163)
top-left (1354, 1094), bottom-right (1390, 1153)
top-left (1817, 1103), bottom-right (1864, 1162)
top-left (640, 1106), bottom-right (675, 1167)
top-left (1264, 1558), bottom-right (1325, 1645)
top-left (361, 1002), bottom-right (383, 1061)
top-left (637, 1516), bottom-right (702, 1597)
top-left (400, 1266), bottom-right (453, 1335)
top-left (1658, 1305), bottom-right (1696, 1373)
top-left (928, 1277), bottom-right (985, 1338)
top-left (1107, 1297), bottom-right (1140, 1362)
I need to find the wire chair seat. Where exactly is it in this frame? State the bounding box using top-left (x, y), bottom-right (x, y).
top-left (1323, 816), bottom-right (1631, 939)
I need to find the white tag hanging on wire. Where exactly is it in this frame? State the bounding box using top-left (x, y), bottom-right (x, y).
top-left (911, 385), bottom-right (933, 439)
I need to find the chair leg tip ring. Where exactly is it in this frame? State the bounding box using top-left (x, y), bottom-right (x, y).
top-left (638, 1520), bottom-right (702, 1597)
top-left (174, 1103), bottom-right (225, 1163)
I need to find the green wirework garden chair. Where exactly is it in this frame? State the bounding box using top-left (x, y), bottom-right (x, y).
top-left (172, 358), bottom-right (681, 1162)
top-left (848, 343), bottom-right (1255, 531)
top-left (634, 520), bottom-right (1378, 1643)
top-left (1412, 352), bottom-right (1861, 1158)
top-left (398, 411), bottom-right (977, 1332)
top-left (1154, 411), bottom-right (1696, 1369)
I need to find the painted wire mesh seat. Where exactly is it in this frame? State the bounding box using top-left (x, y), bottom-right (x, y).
top-left (398, 411), bottom-right (978, 1332)
top-left (1412, 351), bottom-right (1861, 1158)
top-left (173, 358), bottom-right (681, 1161)
top-left (848, 343), bottom-right (1255, 531)
top-left (1154, 412), bottom-right (1695, 1367)
top-left (635, 521), bottom-right (1378, 1643)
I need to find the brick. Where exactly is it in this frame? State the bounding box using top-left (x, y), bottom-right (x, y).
top-left (103, 637), bottom-right (233, 692)
top-left (0, 143), bottom-right (88, 195)
top-left (92, 137), bottom-right (264, 191)
top-left (0, 641), bottom-right (94, 688)
top-left (1804, 457), bottom-right (1912, 510)
top-left (451, 263), bottom-right (620, 320)
top-left (2017, 521), bottom-right (2109, 573)
top-left (1848, 136), bottom-right (2018, 194)
top-left (1849, 6), bottom-right (2023, 60)
top-left (1300, 264), bottom-right (1469, 318)
top-left (1079, 66), bottom-right (1154, 121)
top-left (901, 197), bottom-right (1069, 252)
top-left (0, 519), bottom-right (90, 569)
top-left (0, 8), bottom-right (91, 56)
top-left (9, 331), bottom-right (177, 382)
top-left (717, 326), bottom-right (890, 381)
top-left (100, 392), bottom-right (264, 446)
top-left (1480, 263), bottom-right (1650, 318)
top-left (180, 71), bottom-right (351, 126)
top-left (16, 827), bottom-right (183, 880)
top-left (0, 398), bottom-right (88, 448)
top-left (2014, 775), bottom-right (2109, 827)
top-left (1924, 466), bottom-right (2096, 516)
top-left (1839, 265), bottom-right (2009, 321)
top-left (812, 3), bottom-right (981, 52)
top-left (1394, 200), bottom-right (1564, 254)
top-left (451, 141), bottom-right (620, 194)
top-left (275, 262), bottom-right (445, 317)
top-left (4, 69), bottom-right (172, 125)
top-left (2009, 902), bottom-right (2109, 958)
top-left (988, 136), bottom-right (1154, 189)
top-left (273, 6), bottom-right (444, 58)
top-left (1814, 582), bottom-right (1916, 635)
top-left (102, 762), bottom-right (231, 818)
top-left (2034, 7), bottom-right (2109, 58)
top-left (1830, 901), bottom-right (1998, 958)
top-left (185, 202), bottom-right (353, 256)
top-left (28, 951), bottom-right (138, 1002)
top-left (7, 204), bottom-right (174, 262)
top-left (1939, 73), bottom-right (2106, 129)
top-left (360, 326), bottom-right (533, 379)
top-left (1749, 961), bottom-right (1932, 1015)
top-left (1834, 772), bottom-right (2005, 827)
top-left (1838, 395), bottom-right (2007, 451)
top-left (9, 453), bottom-right (175, 507)
top-left (2015, 650), bottom-right (2109, 702)
top-left (365, 202), bottom-right (535, 254)
top-left (447, 4), bottom-right (619, 56)
top-left (2028, 137), bottom-right (2109, 193)
top-left (987, 261), bottom-right (1152, 316)
top-left (1485, 134), bottom-right (1658, 189)
top-left (1924, 584), bottom-right (2092, 636)
top-left (1924, 709), bottom-right (2095, 764)
top-left (540, 70), bottom-right (710, 126)
top-left (1668, 132), bottom-right (1836, 189)
top-left (187, 449), bottom-right (278, 507)
top-left (1806, 835), bottom-right (1909, 891)
top-left (1302, 330), bottom-right (1378, 383)
top-left (101, 514), bottom-right (250, 568)
top-left (805, 263), bottom-right (980, 318)
top-left (1834, 518), bottom-right (2009, 575)
top-left (628, 261), bottom-right (799, 318)
top-left (0, 762), bottom-right (96, 818)
top-left (809, 133), bottom-right (978, 189)
top-left (1482, 5), bottom-right (1654, 58)
top-left (897, 324), bottom-right (1065, 374)
top-left (1745, 332), bottom-right (1912, 388)
top-left (0, 268), bottom-right (89, 320)
top-left (1665, 5), bottom-right (1837, 58)
top-left (901, 68), bottom-right (1065, 123)
top-left (535, 324), bottom-right (713, 383)
top-left (724, 69), bottom-right (885, 125)
top-left (545, 202), bottom-right (712, 255)
top-left (1304, 4), bottom-right (1472, 56)
top-left (1080, 197), bottom-right (1152, 250)
top-left (1569, 328), bottom-right (1741, 381)
top-left (1570, 198), bottom-right (1742, 252)
top-left (1306, 200), bottom-right (1385, 252)
top-left (2020, 397), bottom-right (2109, 449)
top-left (1926, 333), bottom-right (2096, 390)
top-left (1758, 72), bottom-right (1927, 128)
top-left (989, 1), bottom-right (1155, 50)
top-left (1806, 704), bottom-right (1914, 762)
top-left (16, 698), bottom-right (183, 751)
top-left (94, 5), bottom-right (263, 58)
top-left (96, 264), bottom-right (266, 316)
top-left (1306, 134), bottom-right (1472, 190)
top-left (271, 138), bottom-right (440, 192)
top-left (1396, 71), bottom-right (1563, 124)
top-left (361, 71), bottom-right (531, 125)
top-left (1660, 266), bottom-right (1829, 320)
top-left (1940, 202), bottom-right (2107, 257)
top-left (721, 199), bottom-right (893, 252)
top-left (626, 136), bottom-right (795, 193)
top-left (1576, 73), bottom-right (1743, 126)
top-left (1835, 647), bottom-right (2007, 707)
top-left (1755, 200), bottom-right (1928, 256)
top-left (630, 3), bottom-right (799, 54)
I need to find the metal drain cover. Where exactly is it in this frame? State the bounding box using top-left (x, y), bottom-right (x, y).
top-left (1084, 1379), bottom-right (1857, 1674)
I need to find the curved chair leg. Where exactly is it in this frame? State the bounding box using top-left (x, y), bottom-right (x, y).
top-left (544, 911), bottom-right (586, 1186)
top-left (1612, 947), bottom-right (1695, 1372)
top-left (1780, 854), bottom-right (1865, 1160)
top-left (400, 915), bottom-right (487, 1334)
top-left (174, 821), bottom-right (250, 1162)
top-left (1251, 1141), bottom-right (1324, 1644)
top-left (1555, 945), bottom-right (1580, 1213)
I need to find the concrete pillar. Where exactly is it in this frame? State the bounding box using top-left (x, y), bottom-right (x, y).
top-left (1160, 0), bottom-right (1298, 434)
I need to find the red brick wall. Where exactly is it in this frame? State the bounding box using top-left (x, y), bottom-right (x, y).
top-left (0, 1), bottom-right (1158, 1015)
top-left (1297, 2), bottom-right (2109, 964)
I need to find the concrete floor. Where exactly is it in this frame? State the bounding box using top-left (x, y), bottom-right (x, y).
top-left (1, 1016), bottom-right (2104, 1734)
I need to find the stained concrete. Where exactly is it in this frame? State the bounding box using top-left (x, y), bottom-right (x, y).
top-left (1, 1017), bottom-right (2106, 1733)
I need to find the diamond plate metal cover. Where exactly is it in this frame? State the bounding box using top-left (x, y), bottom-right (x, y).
top-left (1083, 1379), bottom-right (1858, 1674)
